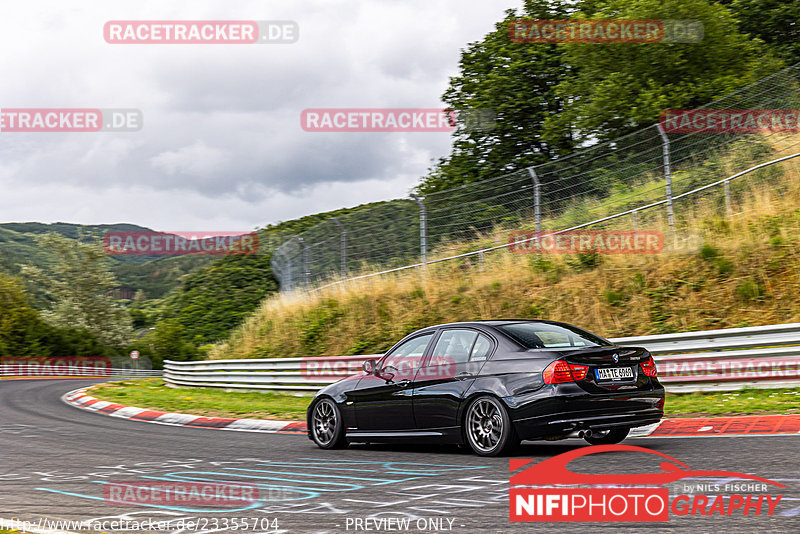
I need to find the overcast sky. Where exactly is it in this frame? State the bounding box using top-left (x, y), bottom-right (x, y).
top-left (0, 0), bottom-right (521, 231)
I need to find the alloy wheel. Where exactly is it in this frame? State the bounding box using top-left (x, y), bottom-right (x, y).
top-left (467, 398), bottom-right (504, 453)
top-left (312, 400), bottom-right (337, 446)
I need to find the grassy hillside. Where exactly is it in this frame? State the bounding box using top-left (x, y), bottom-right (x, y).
top-left (156, 253), bottom-right (278, 345)
top-left (0, 200), bottom-right (420, 354)
top-left (211, 154), bottom-right (800, 360)
top-left (112, 255), bottom-right (215, 300)
top-left (0, 223), bottom-right (218, 303)
top-left (141, 198), bottom-right (419, 345)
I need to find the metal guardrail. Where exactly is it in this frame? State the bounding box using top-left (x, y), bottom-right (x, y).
top-left (0, 365), bottom-right (162, 378)
top-left (612, 324), bottom-right (800, 392)
top-left (164, 356), bottom-right (378, 392)
top-left (164, 323), bottom-right (800, 394)
top-left (612, 322), bottom-right (800, 354)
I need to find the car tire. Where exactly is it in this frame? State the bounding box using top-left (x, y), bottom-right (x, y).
top-left (464, 396), bottom-right (519, 457)
top-left (310, 398), bottom-right (347, 449)
top-left (584, 427), bottom-right (630, 445)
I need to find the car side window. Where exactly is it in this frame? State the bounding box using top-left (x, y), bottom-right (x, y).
top-left (431, 329), bottom-right (478, 365)
top-left (470, 334), bottom-right (493, 361)
top-left (382, 333), bottom-right (433, 372)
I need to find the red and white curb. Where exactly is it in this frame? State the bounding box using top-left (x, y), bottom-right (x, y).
top-left (63, 387), bottom-right (800, 439)
top-left (636, 413), bottom-right (800, 438)
top-left (62, 387), bottom-right (307, 434)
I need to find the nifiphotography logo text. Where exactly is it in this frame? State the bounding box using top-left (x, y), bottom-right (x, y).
top-left (509, 445), bottom-right (785, 522)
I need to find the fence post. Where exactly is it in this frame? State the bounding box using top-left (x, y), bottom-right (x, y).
top-left (330, 217), bottom-right (347, 277)
top-left (724, 179), bottom-right (732, 217)
top-left (632, 210), bottom-right (638, 230)
top-left (656, 124), bottom-right (675, 231)
top-left (296, 236), bottom-right (310, 288)
top-left (410, 194), bottom-right (427, 267)
top-left (288, 255), bottom-right (294, 291)
top-left (273, 248), bottom-right (292, 291)
top-left (527, 167), bottom-right (542, 232)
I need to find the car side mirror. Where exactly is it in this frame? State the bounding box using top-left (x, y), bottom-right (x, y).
top-left (380, 365), bottom-right (397, 382)
top-left (363, 359), bottom-right (377, 375)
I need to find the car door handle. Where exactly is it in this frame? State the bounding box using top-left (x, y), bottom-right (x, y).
top-left (396, 379), bottom-right (411, 387)
top-left (455, 372), bottom-right (473, 380)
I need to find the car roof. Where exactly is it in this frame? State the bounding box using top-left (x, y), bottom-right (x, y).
top-left (423, 319), bottom-right (570, 329)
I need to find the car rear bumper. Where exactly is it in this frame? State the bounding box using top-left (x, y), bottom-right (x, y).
top-left (506, 384), bottom-right (665, 440)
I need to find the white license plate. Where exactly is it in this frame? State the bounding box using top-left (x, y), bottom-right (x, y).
top-left (595, 367), bottom-right (634, 381)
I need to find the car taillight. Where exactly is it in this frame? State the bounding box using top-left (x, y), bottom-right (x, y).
top-left (641, 356), bottom-right (658, 377)
top-left (543, 360), bottom-right (588, 384)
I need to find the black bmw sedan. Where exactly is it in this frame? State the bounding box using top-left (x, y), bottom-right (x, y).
top-left (307, 320), bottom-right (664, 456)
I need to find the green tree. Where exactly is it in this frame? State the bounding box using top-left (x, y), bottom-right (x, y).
top-left (149, 318), bottom-right (199, 366)
top-left (22, 233), bottom-right (132, 348)
top-left (0, 273), bottom-right (45, 356)
top-left (419, 0), bottom-right (784, 196)
top-left (418, 0), bottom-right (579, 194)
top-left (723, 0), bottom-right (800, 65)
top-left (543, 0), bottom-right (784, 144)
top-left (0, 272), bottom-right (118, 357)
top-left (159, 254), bottom-right (278, 345)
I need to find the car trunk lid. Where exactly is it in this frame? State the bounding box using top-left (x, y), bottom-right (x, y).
top-left (556, 345), bottom-right (651, 392)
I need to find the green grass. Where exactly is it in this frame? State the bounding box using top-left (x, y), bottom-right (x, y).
top-left (666, 387), bottom-right (800, 417)
top-left (89, 378), bottom-right (312, 420)
top-left (90, 380), bottom-right (800, 421)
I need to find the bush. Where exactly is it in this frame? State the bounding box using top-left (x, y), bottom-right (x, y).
top-left (716, 258), bottom-right (735, 277)
top-left (604, 289), bottom-right (626, 306)
top-left (567, 251), bottom-right (601, 271)
top-left (735, 279), bottom-right (764, 302)
top-left (700, 244), bottom-right (720, 261)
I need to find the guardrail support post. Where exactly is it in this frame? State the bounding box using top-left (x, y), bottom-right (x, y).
top-left (656, 124), bottom-right (675, 232)
top-left (632, 209), bottom-right (638, 230)
top-left (410, 194), bottom-right (427, 268)
top-left (330, 217), bottom-right (348, 277)
top-left (528, 167), bottom-right (542, 232)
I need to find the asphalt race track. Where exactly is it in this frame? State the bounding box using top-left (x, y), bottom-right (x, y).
top-left (1, 379), bottom-right (799, 533)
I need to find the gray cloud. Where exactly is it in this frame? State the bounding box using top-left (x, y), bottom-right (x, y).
top-left (0, 0), bottom-right (521, 230)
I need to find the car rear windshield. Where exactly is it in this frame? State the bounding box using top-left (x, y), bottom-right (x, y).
top-left (497, 322), bottom-right (611, 349)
